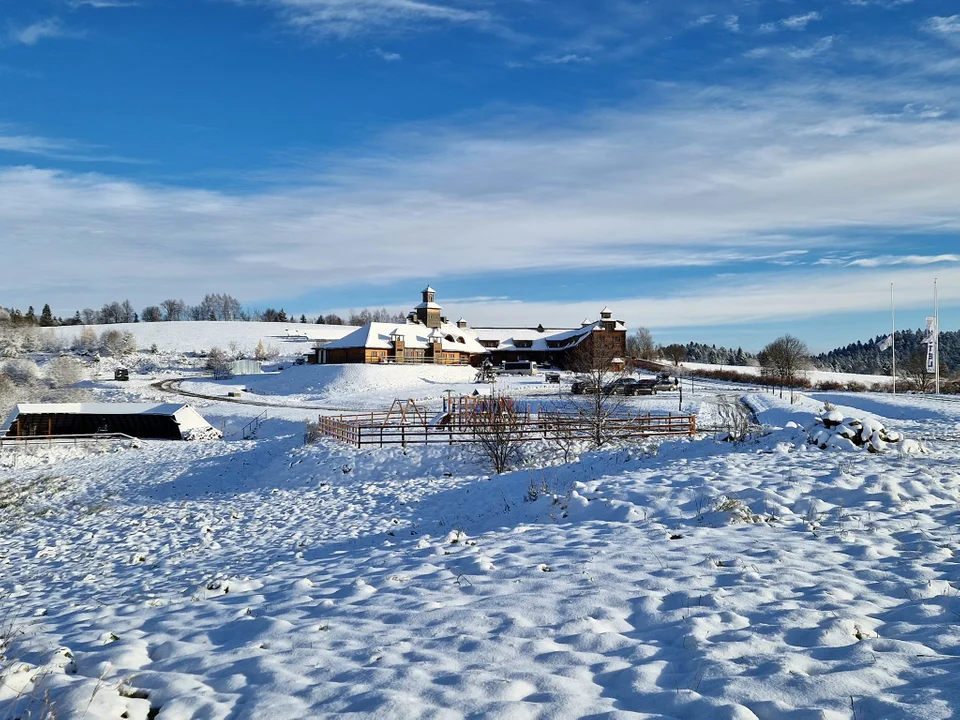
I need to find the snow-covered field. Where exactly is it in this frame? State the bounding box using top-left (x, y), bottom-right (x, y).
top-left (51, 321), bottom-right (357, 356)
top-left (2, 351), bottom-right (960, 719)
top-left (679, 361), bottom-right (893, 388)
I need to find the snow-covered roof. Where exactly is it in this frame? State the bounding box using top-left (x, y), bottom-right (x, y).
top-left (324, 322), bottom-right (488, 355)
top-left (414, 301), bottom-right (443, 310)
top-left (422, 286), bottom-right (435, 294)
top-left (1, 403), bottom-right (215, 436)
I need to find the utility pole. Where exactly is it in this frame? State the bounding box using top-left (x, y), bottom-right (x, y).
top-left (891, 283), bottom-right (896, 395)
top-left (935, 278), bottom-right (940, 395)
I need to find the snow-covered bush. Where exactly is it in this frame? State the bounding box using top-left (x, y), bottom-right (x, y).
top-left (72, 326), bottom-right (99, 354)
top-left (39, 329), bottom-right (64, 354)
top-left (46, 356), bottom-right (87, 388)
top-left (2, 358), bottom-right (41, 386)
top-left (0, 326), bottom-right (23, 358)
top-left (100, 329), bottom-right (137, 356)
top-left (206, 347), bottom-right (232, 379)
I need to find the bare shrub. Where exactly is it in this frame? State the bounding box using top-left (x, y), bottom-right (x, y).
top-left (46, 356), bottom-right (86, 388)
top-left (206, 347), bottom-right (233, 379)
top-left (72, 326), bottom-right (99, 354)
top-left (99, 329), bottom-right (136, 356)
top-left (471, 400), bottom-right (526, 474)
top-left (2, 359), bottom-right (40, 386)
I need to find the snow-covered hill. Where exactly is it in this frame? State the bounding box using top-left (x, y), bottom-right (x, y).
top-left (2, 329), bottom-right (959, 719)
top-left (51, 321), bottom-right (357, 356)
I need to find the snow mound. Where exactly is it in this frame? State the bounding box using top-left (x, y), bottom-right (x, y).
top-left (808, 404), bottom-right (923, 454)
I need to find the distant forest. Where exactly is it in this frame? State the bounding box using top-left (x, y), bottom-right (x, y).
top-left (816, 329), bottom-right (959, 375)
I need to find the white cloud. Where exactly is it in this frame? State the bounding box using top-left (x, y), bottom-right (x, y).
top-left (787, 36), bottom-right (835, 59)
top-left (6, 79), bottom-right (960, 314)
top-left (847, 254), bottom-right (959, 268)
top-left (372, 46), bottom-right (402, 61)
top-left (392, 265), bottom-right (960, 331)
top-left (7, 18), bottom-right (79, 46)
top-left (68, 0), bottom-right (139, 7)
top-left (760, 11), bottom-right (822, 33)
top-left (925, 15), bottom-right (960, 35)
top-left (723, 15), bottom-right (740, 33)
top-left (0, 128), bottom-right (142, 163)
top-left (244, 0), bottom-right (492, 38)
top-left (536, 53), bottom-right (592, 65)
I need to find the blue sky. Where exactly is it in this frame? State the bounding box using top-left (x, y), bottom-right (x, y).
top-left (2, 0), bottom-right (960, 351)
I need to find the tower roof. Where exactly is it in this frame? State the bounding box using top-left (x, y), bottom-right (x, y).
top-left (422, 286), bottom-right (435, 294)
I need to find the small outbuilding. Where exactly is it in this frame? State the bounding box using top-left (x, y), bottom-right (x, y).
top-left (0, 403), bottom-right (221, 441)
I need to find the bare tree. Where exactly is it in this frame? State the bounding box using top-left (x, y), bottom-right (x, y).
top-left (160, 298), bottom-right (186, 322)
top-left (661, 344), bottom-right (686, 366)
top-left (898, 349), bottom-right (943, 393)
top-left (80, 308), bottom-right (100, 325)
top-left (759, 335), bottom-right (810, 402)
top-left (141, 305), bottom-right (163, 323)
top-left (567, 337), bottom-right (631, 448)
top-left (205, 346), bottom-right (233, 379)
top-left (627, 327), bottom-right (656, 360)
top-left (471, 396), bottom-right (526, 474)
top-left (197, 293), bottom-right (243, 321)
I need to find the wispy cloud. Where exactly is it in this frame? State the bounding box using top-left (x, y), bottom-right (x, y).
top-left (68, 0), bottom-right (139, 7)
top-left (7, 18), bottom-right (80, 46)
top-left (536, 53), bottom-right (592, 65)
top-left (760, 11), bottom-right (822, 33)
top-left (787, 36), bottom-right (835, 59)
top-left (0, 127), bottom-right (142, 163)
top-left (925, 15), bottom-right (960, 35)
top-left (243, 0), bottom-right (493, 39)
top-left (847, 254), bottom-right (959, 268)
top-left (5, 76), bottom-right (960, 313)
top-left (372, 46), bottom-right (402, 61)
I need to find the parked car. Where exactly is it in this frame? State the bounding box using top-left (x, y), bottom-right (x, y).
top-left (544, 372), bottom-right (561, 384)
top-left (571, 378), bottom-right (602, 394)
top-left (632, 378), bottom-right (658, 395)
top-left (114, 368), bottom-right (129, 382)
top-left (603, 377), bottom-right (642, 395)
top-left (654, 371), bottom-right (676, 391)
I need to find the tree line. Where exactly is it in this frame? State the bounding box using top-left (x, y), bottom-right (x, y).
top-left (1, 295), bottom-right (407, 328)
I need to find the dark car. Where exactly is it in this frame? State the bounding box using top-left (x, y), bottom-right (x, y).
top-left (603, 377), bottom-right (642, 395)
top-left (571, 378), bottom-right (602, 394)
top-left (544, 372), bottom-right (561, 384)
top-left (114, 368), bottom-right (129, 381)
top-left (632, 378), bottom-right (658, 395)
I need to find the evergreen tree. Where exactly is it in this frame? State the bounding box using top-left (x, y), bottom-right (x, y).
top-left (39, 304), bottom-right (54, 327)
top-left (25, 306), bottom-right (36, 324)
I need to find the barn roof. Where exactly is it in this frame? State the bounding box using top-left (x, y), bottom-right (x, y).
top-left (0, 403), bottom-right (216, 439)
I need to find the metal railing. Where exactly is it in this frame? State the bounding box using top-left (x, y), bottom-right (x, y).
top-left (0, 432), bottom-right (139, 447)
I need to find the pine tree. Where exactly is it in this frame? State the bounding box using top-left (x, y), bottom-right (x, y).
top-left (39, 304), bottom-right (54, 327)
top-left (25, 306), bottom-right (37, 324)
top-left (300, 314), bottom-right (307, 323)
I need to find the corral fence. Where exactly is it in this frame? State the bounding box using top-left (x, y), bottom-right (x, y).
top-left (0, 432), bottom-right (139, 448)
top-left (317, 398), bottom-right (696, 448)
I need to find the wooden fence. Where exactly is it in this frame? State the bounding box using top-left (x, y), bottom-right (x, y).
top-left (317, 400), bottom-right (696, 448)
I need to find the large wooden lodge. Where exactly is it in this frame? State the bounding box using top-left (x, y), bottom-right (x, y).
top-left (319, 287), bottom-right (627, 370)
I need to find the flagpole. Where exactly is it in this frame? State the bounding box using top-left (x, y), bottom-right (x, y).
top-left (891, 282), bottom-right (896, 395)
top-left (935, 278), bottom-right (940, 394)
